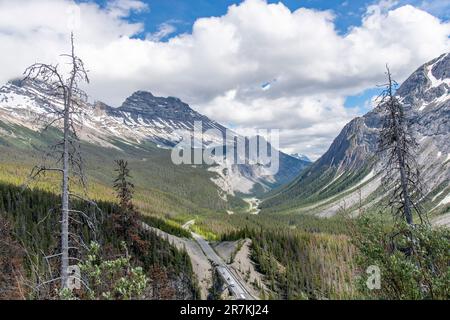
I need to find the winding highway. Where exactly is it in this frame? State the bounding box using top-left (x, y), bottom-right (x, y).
top-left (183, 220), bottom-right (255, 300)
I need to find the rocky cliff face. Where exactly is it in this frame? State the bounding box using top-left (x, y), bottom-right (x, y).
top-left (263, 53), bottom-right (450, 216)
top-left (0, 81), bottom-right (308, 196)
top-left (119, 91), bottom-right (216, 127)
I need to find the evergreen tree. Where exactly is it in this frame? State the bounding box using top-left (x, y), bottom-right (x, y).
top-left (112, 160), bottom-right (147, 256)
top-left (113, 160), bottom-right (135, 211)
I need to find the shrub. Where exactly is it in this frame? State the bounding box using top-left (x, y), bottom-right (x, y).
top-left (353, 216), bottom-right (449, 300)
top-left (77, 242), bottom-right (149, 300)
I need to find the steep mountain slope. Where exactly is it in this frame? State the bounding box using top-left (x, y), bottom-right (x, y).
top-left (291, 153), bottom-right (312, 163)
top-left (262, 53), bottom-right (450, 217)
top-left (0, 123), bottom-right (242, 218)
top-left (92, 90), bottom-right (229, 148)
top-left (0, 79), bottom-right (308, 210)
top-left (0, 80), bottom-right (228, 149)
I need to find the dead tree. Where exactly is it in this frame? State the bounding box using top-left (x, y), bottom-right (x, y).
top-left (22, 33), bottom-right (91, 290)
top-left (377, 66), bottom-right (425, 225)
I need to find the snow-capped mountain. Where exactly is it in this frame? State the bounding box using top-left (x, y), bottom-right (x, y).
top-left (290, 153), bottom-right (312, 163)
top-left (0, 80), bottom-right (227, 147)
top-left (92, 90), bottom-right (230, 148)
top-left (263, 53), bottom-right (450, 217)
top-left (0, 79), bottom-right (309, 196)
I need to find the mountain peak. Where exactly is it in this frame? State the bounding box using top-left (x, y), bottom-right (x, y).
top-left (263, 53), bottom-right (450, 214)
top-left (290, 153), bottom-right (312, 163)
top-left (118, 90), bottom-right (193, 115)
top-left (397, 52), bottom-right (449, 107)
top-left (130, 90), bottom-right (155, 98)
top-left (431, 52), bottom-right (450, 82)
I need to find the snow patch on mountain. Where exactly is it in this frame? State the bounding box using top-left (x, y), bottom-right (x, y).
top-left (427, 56), bottom-right (448, 89)
top-left (0, 80), bottom-right (307, 197)
top-left (290, 153), bottom-right (312, 163)
top-left (439, 193), bottom-right (450, 206)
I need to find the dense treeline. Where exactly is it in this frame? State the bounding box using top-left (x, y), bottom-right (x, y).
top-left (0, 182), bottom-right (200, 299)
top-left (0, 131), bottom-right (247, 220)
top-left (141, 215), bottom-right (191, 239)
top-left (222, 226), bottom-right (357, 299)
top-left (0, 215), bottom-right (25, 299)
top-left (195, 211), bottom-right (353, 240)
top-left (261, 163), bottom-right (374, 214)
top-left (221, 214), bottom-right (450, 300)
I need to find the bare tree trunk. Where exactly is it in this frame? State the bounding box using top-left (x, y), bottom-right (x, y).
top-left (386, 70), bottom-right (413, 225)
top-left (61, 33), bottom-right (77, 288)
top-left (60, 92), bottom-right (71, 289)
top-left (396, 148), bottom-right (413, 224)
top-left (23, 32), bottom-right (92, 293)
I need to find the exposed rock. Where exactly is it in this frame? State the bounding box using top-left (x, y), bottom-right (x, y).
top-left (0, 80), bottom-right (308, 196)
top-left (263, 53), bottom-right (450, 215)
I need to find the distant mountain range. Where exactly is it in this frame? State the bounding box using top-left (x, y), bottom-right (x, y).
top-left (290, 153), bottom-right (312, 163)
top-left (262, 53), bottom-right (450, 219)
top-left (0, 79), bottom-right (309, 198)
top-left (2, 54), bottom-right (447, 221)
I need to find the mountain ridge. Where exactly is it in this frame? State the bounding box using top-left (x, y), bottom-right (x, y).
top-left (0, 79), bottom-right (309, 198)
top-left (262, 53), bottom-right (450, 218)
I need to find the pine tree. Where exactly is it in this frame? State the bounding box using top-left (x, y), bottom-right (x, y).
top-left (113, 160), bottom-right (135, 211)
top-left (112, 160), bottom-right (147, 255)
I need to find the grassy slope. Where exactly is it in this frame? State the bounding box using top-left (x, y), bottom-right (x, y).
top-left (3, 119), bottom-right (446, 237)
top-left (260, 161), bottom-right (375, 214)
top-left (0, 120), bottom-right (247, 225)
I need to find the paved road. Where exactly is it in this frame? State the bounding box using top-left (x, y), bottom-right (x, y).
top-left (191, 233), bottom-right (254, 300)
top-left (183, 220), bottom-right (254, 300)
top-left (182, 220), bottom-right (196, 230)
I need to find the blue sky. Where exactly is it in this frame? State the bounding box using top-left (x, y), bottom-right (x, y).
top-left (123, 0), bottom-right (371, 36)
top-left (2, 0), bottom-right (449, 157)
top-left (86, 0), bottom-right (448, 112)
top-left (87, 0), bottom-right (367, 39)
top-left (90, 0), bottom-right (449, 37)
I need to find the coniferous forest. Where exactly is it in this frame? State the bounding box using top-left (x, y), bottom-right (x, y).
top-left (0, 0), bottom-right (449, 307)
top-left (0, 180), bottom-right (200, 300)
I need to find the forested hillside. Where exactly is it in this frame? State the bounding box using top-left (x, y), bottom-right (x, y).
top-left (261, 54), bottom-right (450, 220)
top-left (221, 225), bottom-right (357, 299)
top-left (0, 121), bottom-right (247, 220)
top-left (0, 181), bottom-right (200, 299)
top-left (0, 13), bottom-right (448, 302)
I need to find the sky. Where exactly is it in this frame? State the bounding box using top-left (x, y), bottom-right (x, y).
top-left (0, 0), bottom-right (449, 159)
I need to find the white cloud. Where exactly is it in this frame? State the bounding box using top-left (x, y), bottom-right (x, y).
top-left (146, 22), bottom-right (177, 41)
top-left (106, 0), bottom-right (149, 18)
top-left (0, 0), bottom-right (449, 159)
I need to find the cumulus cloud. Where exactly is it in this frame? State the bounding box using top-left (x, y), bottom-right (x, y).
top-left (147, 22), bottom-right (177, 41)
top-left (106, 0), bottom-right (149, 18)
top-left (0, 0), bottom-right (449, 159)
